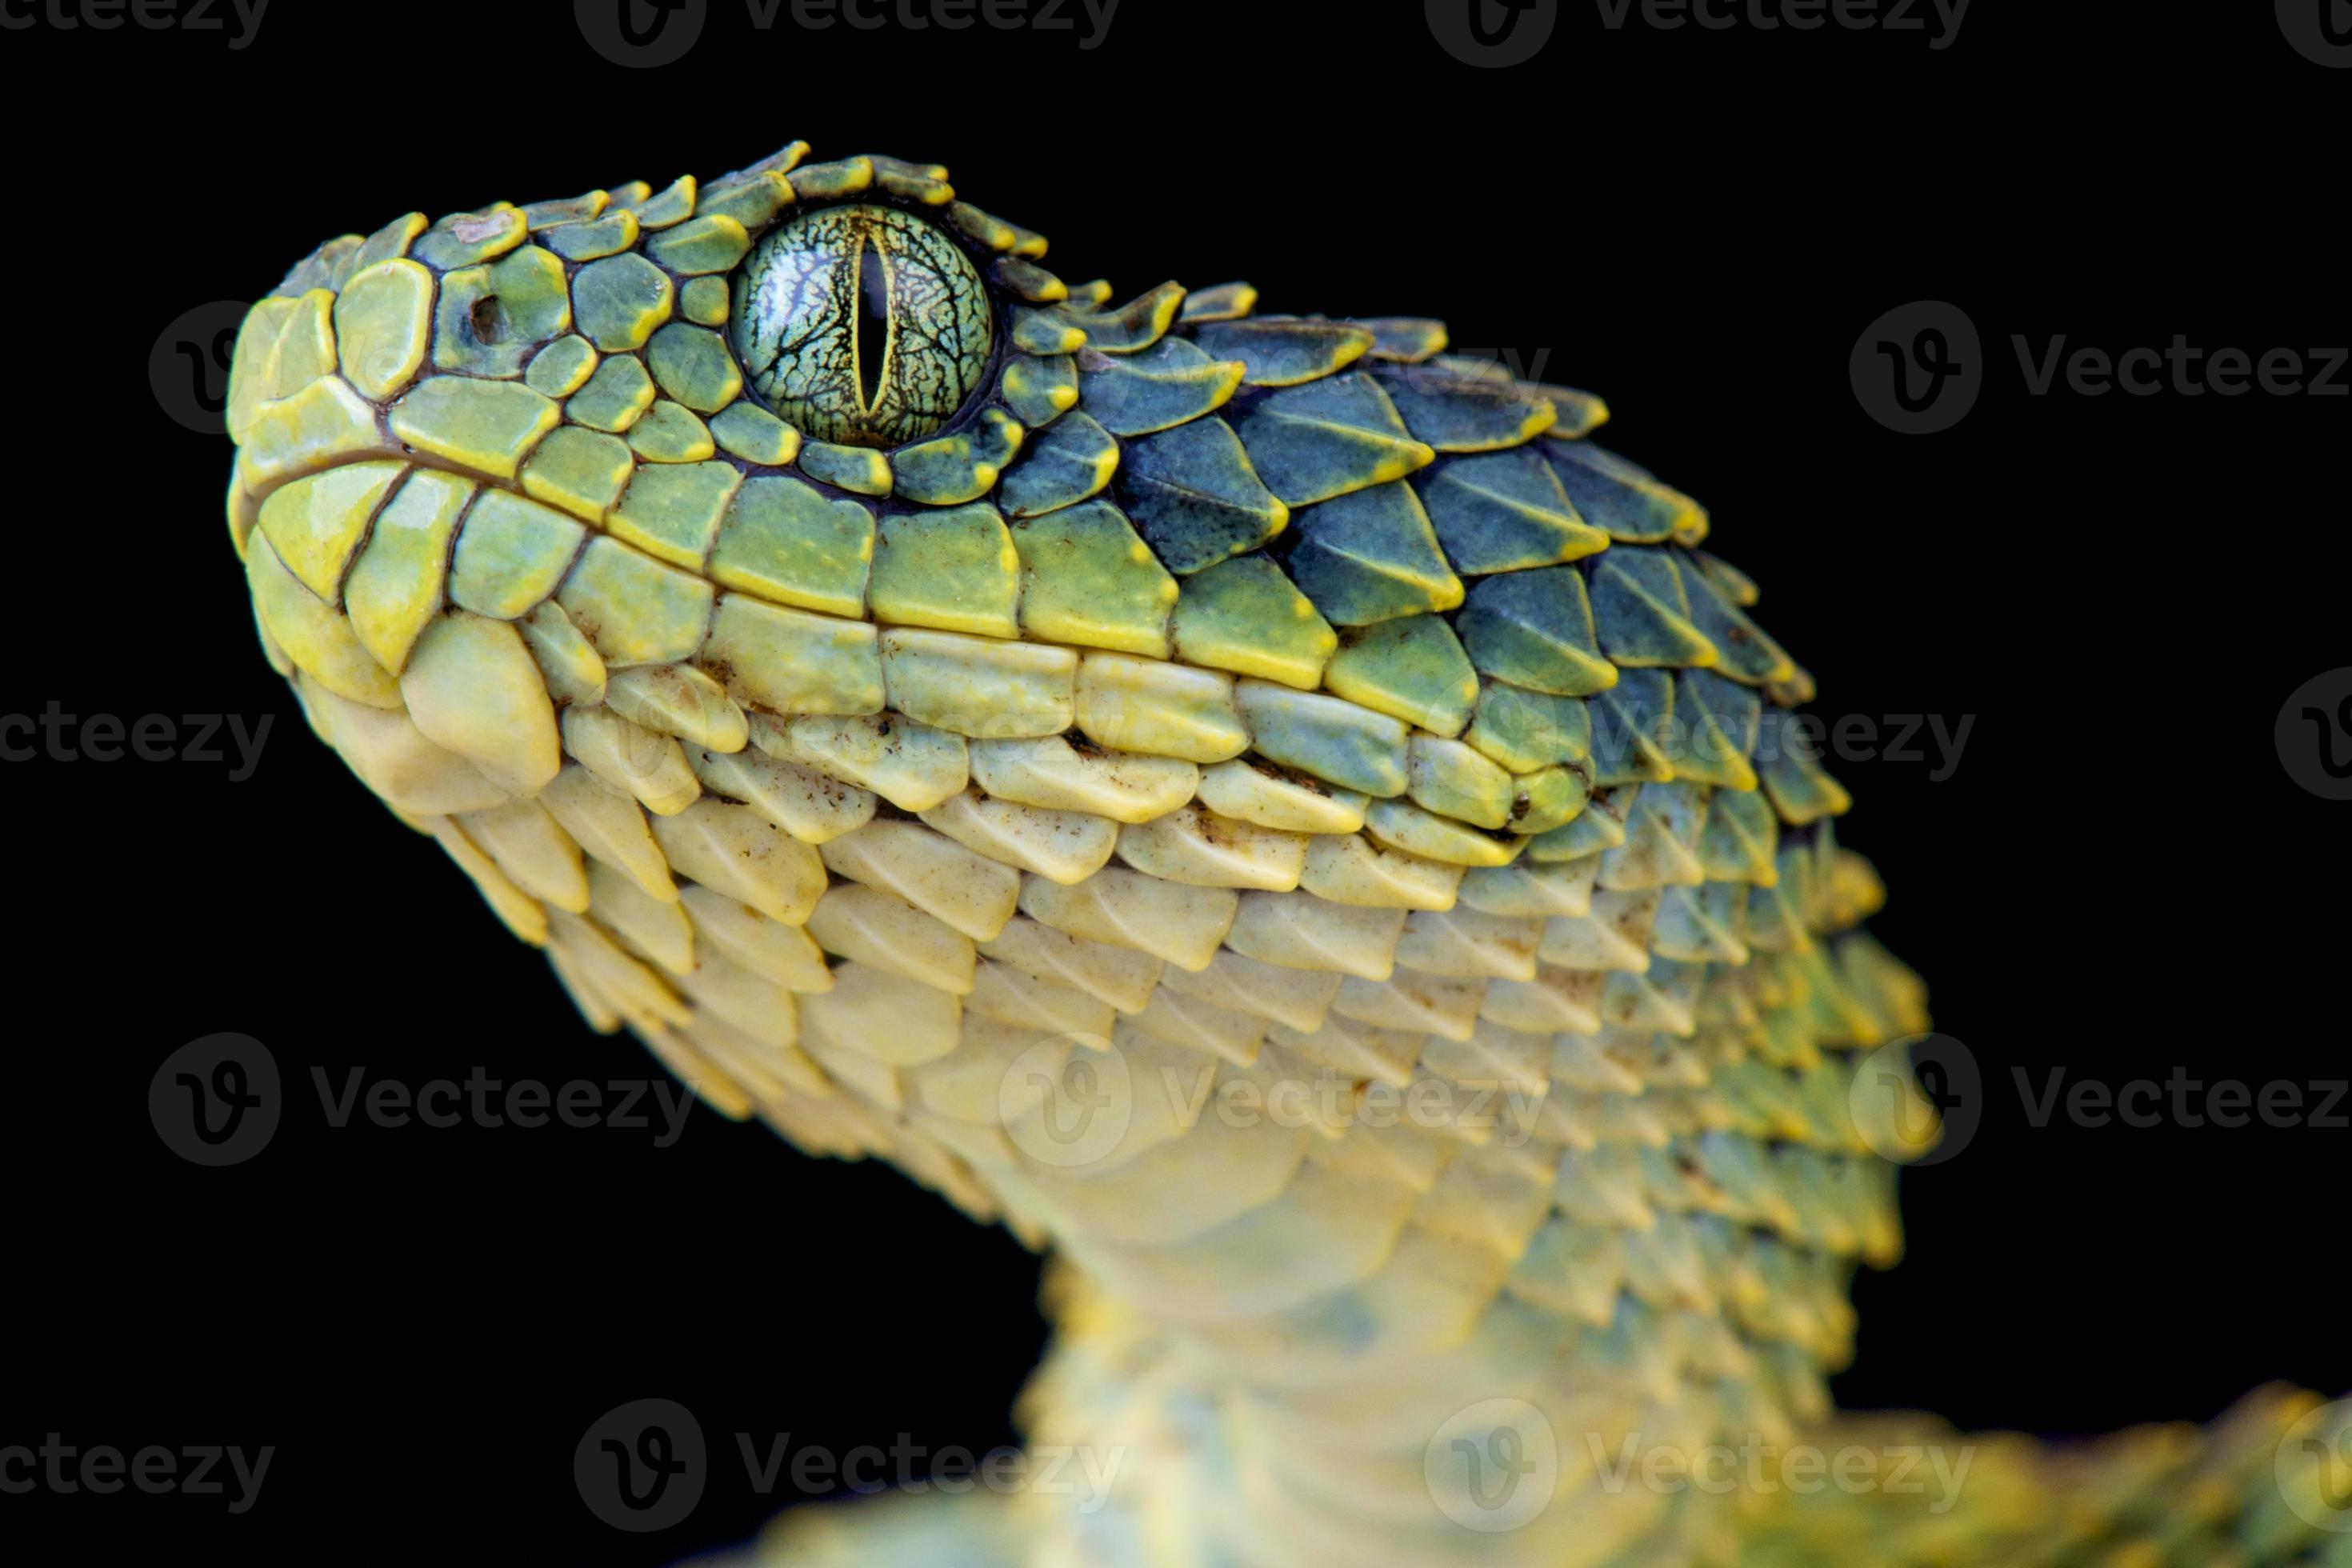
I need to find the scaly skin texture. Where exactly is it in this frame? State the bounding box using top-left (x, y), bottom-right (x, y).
top-left (220, 143), bottom-right (2349, 1566)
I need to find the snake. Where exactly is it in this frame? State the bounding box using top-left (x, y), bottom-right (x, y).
top-left (216, 140), bottom-right (2349, 1565)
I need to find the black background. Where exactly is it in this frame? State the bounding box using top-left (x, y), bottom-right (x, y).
top-left (4, 1), bottom-right (2345, 1562)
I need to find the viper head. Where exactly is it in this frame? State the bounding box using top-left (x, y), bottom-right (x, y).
top-left (222, 138), bottom-right (1738, 841)
top-left (224, 144), bottom-right (1087, 550)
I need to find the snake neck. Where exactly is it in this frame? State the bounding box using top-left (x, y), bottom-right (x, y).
top-left (1001, 1248), bottom-right (1805, 1566)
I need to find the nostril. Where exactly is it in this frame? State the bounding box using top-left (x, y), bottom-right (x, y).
top-left (470, 295), bottom-right (508, 345)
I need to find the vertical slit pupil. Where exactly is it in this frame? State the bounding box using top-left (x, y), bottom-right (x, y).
top-left (856, 241), bottom-right (890, 413)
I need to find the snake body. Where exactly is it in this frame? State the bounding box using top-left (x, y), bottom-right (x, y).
top-left (219, 142), bottom-right (2346, 1565)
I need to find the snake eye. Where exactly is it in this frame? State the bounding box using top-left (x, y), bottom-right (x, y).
top-left (730, 204), bottom-right (993, 450)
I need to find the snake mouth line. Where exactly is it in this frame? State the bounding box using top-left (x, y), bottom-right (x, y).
top-left (241, 440), bottom-right (519, 522)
